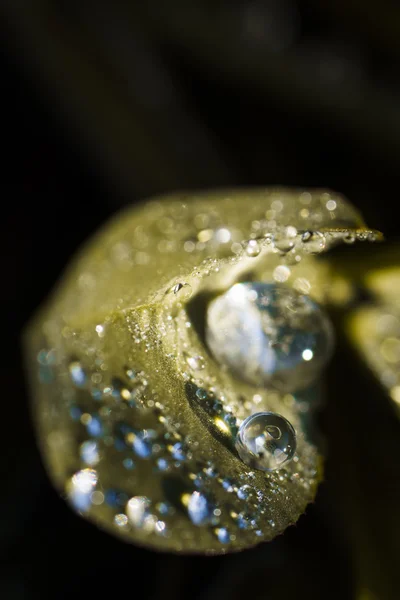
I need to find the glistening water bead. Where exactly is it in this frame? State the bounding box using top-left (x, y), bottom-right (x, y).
top-left (235, 412), bottom-right (296, 471)
top-left (206, 282), bottom-right (334, 392)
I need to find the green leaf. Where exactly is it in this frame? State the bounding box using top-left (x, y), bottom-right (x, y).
top-left (24, 188), bottom-right (380, 553)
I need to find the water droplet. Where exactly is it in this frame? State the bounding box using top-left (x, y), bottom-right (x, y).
top-left (237, 484), bottom-right (252, 500)
top-left (86, 415), bottom-right (104, 438)
top-left (343, 232), bottom-right (356, 244)
top-left (69, 468), bottom-right (98, 512)
top-left (69, 361), bottom-right (87, 387)
top-left (223, 413), bottom-right (237, 428)
top-left (195, 388), bottom-right (208, 400)
top-left (204, 465), bottom-right (218, 478)
top-left (172, 282), bottom-right (192, 301)
top-left (114, 513), bottom-right (128, 527)
top-left (301, 231), bottom-right (326, 254)
top-left (80, 440), bottom-right (100, 466)
top-left (169, 442), bottom-right (187, 461)
top-left (187, 491), bottom-right (214, 526)
top-left (125, 367), bottom-right (137, 381)
top-left (155, 520), bottom-right (166, 535)
top-left (245, 239), bottom-right (261, 257)
top-left (185, 355), bottom-right (205, 371)
top-left (222, 478), bottom-right (234, 492)
top-left (95, 324), bottom-right (105, 337)
top-left (236, 512), bottom-right (251, 529)
top-left (156, 458), bottom-right (170, 472)
top-left (215, 227), bottom-right (231, 244)
top-left (215, 527), bottom-right (230, 543)
top-left (131, 431), bottom-right (156, 458)
top-left (206, 282), bottom-right (334, 392)
top-left (235, 412), bottom-right (296, 471)
top-left (274, 239), bottom-right (294, 253)
top-left (127, 496), bottom-right (151, 527)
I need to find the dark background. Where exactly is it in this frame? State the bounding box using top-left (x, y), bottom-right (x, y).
top-left (1, 2), bottom-right (400, 599)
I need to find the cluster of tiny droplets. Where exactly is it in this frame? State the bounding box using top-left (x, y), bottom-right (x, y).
top-left (36, 345), bottom-right (321, 549)
top-left (39, 351), bottom-right (302, 547)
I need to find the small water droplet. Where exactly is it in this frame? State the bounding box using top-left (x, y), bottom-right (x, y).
top-left (222, 478), bottom-right (234, 493)
top-left (204, 465), bottom-right (218, 478)
top-left (215, 227), bottom-right (231, 244)
top-left (80, 440), bottom-right (100, 466)
top-left (127, 496), bottom-right (151, 527)
top-left (213, 400), bottom-right (223, 413)
top-left (237, 484), bottom-right (252, 500)
top-left (69, 468), bottom-right (98, 512)
top-left (301, 231), bottom-right (326, 254)
top-left (195, 388), bottom-right (208, 400)
top-left (69, 361), bottom-right (87, 387)
top-left (236, 512), bottom-right (251, 529)
top-left (274, 239), bottom-right (294, 253)
top-left (125, 367), bottom-right (137, 381)
top-left (185, 355), bottom-right (205, 371)
top-left (245, 239), bottom-right (261, 257)
top-left (156, 458), bottom-right (170, 472)
top-left (114, 513), bottom-right (128, 527)
top-left (343, 232), bottom-right (356, 244)
top-left (215, 527), bottom-right (230, 544)
top-left (86, 415), bottom-right (104, 438)
top-left (169, 442), bottom-right (187, 461)
top-left (235, 412), bottom-right (296, 471)
top-left (172, 282), bottom-right (192, 301)
top-left (131, 430), bottom-right (156, 458)
top-left (187, 491), bottom-right (215, 526)
top-left (223, 413), bottom-right (237, 428)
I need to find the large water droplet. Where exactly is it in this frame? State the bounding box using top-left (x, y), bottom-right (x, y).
top-left (206, 282), bottom-right (334, 392)
top-left (235, 412), bottom-right (296, 471)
